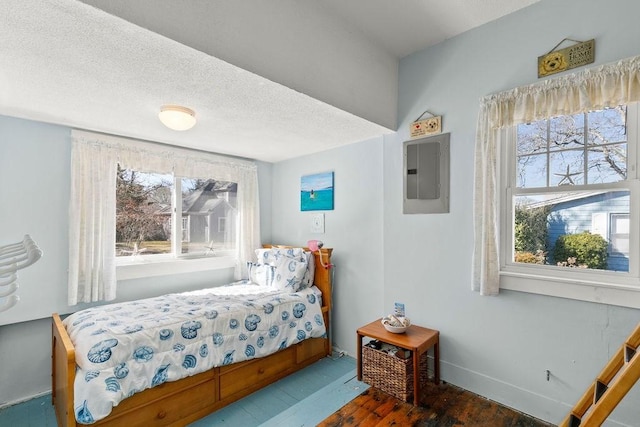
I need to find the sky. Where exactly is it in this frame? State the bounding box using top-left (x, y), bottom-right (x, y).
top-left (300, 172), bottom-right (334, 192)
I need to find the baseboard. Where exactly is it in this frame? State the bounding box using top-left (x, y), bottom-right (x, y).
top-left (441, 359), bottom-right (631, 427)
top-left (331, 345), bottom-right (348, 358)
top-left (0, 390), bottom-right (50, 410)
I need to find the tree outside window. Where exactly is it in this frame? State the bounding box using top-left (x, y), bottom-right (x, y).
top-left (115, 166), bottom-right (237, 258)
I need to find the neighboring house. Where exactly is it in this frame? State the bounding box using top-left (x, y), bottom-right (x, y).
top-left (158, 180), bottom-right (237, 246)
top-left (546, 191), bottom-right (629, 271)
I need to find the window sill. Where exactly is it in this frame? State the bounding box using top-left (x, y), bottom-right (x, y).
top-left (116, 256), bottom-right (236, 281)
top-left (500, 271), bottom-right (640, 309)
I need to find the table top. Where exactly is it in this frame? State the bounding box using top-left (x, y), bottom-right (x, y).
top-left (357, 318), bottom-right (439, 352)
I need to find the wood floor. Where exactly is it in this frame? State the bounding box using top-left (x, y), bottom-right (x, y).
top-left (319, 381), bottom-right (554, 427)
top-left (0, 355), bottom-right (362, 427)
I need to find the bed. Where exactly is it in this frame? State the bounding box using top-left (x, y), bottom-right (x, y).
top-left (52, 246), bottom-right (333, 427)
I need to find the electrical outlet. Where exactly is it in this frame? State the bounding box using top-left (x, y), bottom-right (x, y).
top-left (310, 213), bottom-right (325, 233)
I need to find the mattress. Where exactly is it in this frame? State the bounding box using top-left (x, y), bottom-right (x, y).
top-left (63, 282), bottom-right (326, 424)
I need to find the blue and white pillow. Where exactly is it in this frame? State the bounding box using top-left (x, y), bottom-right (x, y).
top-left (256, 247), bottom-right (303, 263)
top-left (255, 247), bottom-right (315, 289)
top-left (246, 262), bottom-right (275, 286)
top-left (272, 256), bottom-right (308, 292)
top-left (300, 251), bottom-right (315, 290)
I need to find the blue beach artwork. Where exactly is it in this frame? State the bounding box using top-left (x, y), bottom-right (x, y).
top-left (301, 172), bottom-right (334, 211)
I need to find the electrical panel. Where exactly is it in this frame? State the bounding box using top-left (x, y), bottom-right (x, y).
top-left (403, 133), bottom-right (450, 214)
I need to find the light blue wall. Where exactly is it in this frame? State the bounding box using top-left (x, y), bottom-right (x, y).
top-left (3, 0), bottom-right (640, 424)
top-left (0, 117), bottom-right (71, 324)
top-left (269, 0), bottom-right (640, 425)
top-left (271, 136), bottom-right (386, 355)
top-left (0, 115), bottom-right (273, 405)
top-left (389, 0), bottom-right (640, 425)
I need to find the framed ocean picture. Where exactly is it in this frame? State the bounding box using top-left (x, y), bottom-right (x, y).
top-left (301, 171), bottom-right (334, 211)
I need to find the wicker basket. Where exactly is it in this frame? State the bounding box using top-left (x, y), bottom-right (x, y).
top-left (362, 345), bottom-right (431, 402)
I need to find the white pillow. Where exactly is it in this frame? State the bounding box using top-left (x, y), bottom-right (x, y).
top-left (255, 248), bottom-right (273, 264)
top-left (300, 250), bottom-right (315, 290)
top-left (246, 262), bottom-right (275, 286)
top-left (256, 247), bottom-right (304, 263)
top-left (272, 256), bottom-right (308, 292)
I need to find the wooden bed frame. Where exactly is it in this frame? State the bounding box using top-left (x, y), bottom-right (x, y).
top-left (52, 247), bottom-right (333, 427)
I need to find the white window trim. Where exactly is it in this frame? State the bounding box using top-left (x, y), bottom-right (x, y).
top-left (117, 255), bottom-right (236, 281)
top-left (498, 104), bottom-right (640, 309)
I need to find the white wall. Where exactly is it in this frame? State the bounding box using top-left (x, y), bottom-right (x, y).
top-left (0, 117), bottom-right (71, 324)
top-left (270, 136), bottom-right (386, 355)
top-left (0, 115), bottom-right (273, 406)
top-left (268, 0), bottom-right (640, 425)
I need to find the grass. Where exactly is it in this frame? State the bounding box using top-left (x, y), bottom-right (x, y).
top-left (116, 241), bottom-right (228, 256)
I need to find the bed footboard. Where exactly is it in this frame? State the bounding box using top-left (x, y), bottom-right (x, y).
top-left (52, 313), bottom-right (77, 427)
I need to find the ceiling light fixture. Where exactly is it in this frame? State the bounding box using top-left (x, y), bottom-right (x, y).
top-left (158, 105), bottom-right (196, 131)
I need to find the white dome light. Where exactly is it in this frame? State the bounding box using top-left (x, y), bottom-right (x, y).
top-left (158, 105), bottom-right (196, 131)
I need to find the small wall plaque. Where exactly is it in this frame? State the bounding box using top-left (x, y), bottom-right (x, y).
top-left (410, 114), bottom-right (441, 139)
top-left (538, 38), bottom-right (595, 78)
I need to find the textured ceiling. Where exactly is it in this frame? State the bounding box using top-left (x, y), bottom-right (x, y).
top-left (0, 0), bottom-right (539, 163)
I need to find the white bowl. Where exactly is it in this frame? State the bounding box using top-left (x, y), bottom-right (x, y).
top-left (381, 317), bottom-right (410, 334)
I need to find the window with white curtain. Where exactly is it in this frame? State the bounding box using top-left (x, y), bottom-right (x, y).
top-left (68, 131), bottom-right (260, 305)
top-left (473, 55), bottom-right (640, 308)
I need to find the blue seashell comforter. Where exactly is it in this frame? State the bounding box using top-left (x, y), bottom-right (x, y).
top-left (63, 282), bottom-right (326, 424)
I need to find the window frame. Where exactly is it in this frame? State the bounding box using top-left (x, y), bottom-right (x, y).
top-left (115, 173), bottom-right (238, 280)
top-left (609, 213), bottom-right (630, 256)
top-left (498, 103), bottom-right (640, 308)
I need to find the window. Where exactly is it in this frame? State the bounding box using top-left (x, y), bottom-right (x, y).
top-left (610, 213), bottom-right (630, 256)
top-left (473, 55), bottom-right (640, 305)
top-left (182, 217), bottom-right (189, 241)
top-left (499, 103), bottom-right (640, 300)
top-left (68, 130), bottom-right (260, 304)
top-left (510, 106), bottom-right (630, 270)
top-left (116, 168), bottom-right (173, 257)
top-left (591, 211), bottom-right (630, 258)
top-left (116, 168), bottom-right (238, 261)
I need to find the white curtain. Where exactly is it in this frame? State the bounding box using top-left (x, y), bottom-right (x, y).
top-left (68, 140), bottom-right (118, 305)
top-left (68, 131), bottom-right (260, 304)
top-left (473, 55), bottom-right (640, 295)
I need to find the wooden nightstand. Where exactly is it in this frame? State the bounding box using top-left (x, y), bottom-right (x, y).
top-left (357, 319), bottom-right (440, 406)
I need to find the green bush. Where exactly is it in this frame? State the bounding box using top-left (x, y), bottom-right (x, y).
top-left (514, 205), bottom-right (550, 253)
top-left (553, 232), bottom-right (608, 269)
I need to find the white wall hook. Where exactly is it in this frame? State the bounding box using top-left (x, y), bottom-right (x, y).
top-left (0, 235), bottom-right (41, 312)
top-left (0, 282), bottom-right (18, 298)
top-left (0, 295), bottom-right (19, 313)
top-left (0, 273), bottom-right (17, 287)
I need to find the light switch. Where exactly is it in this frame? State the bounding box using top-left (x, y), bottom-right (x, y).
top-left (310, 213), bottom-right (325, 233)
